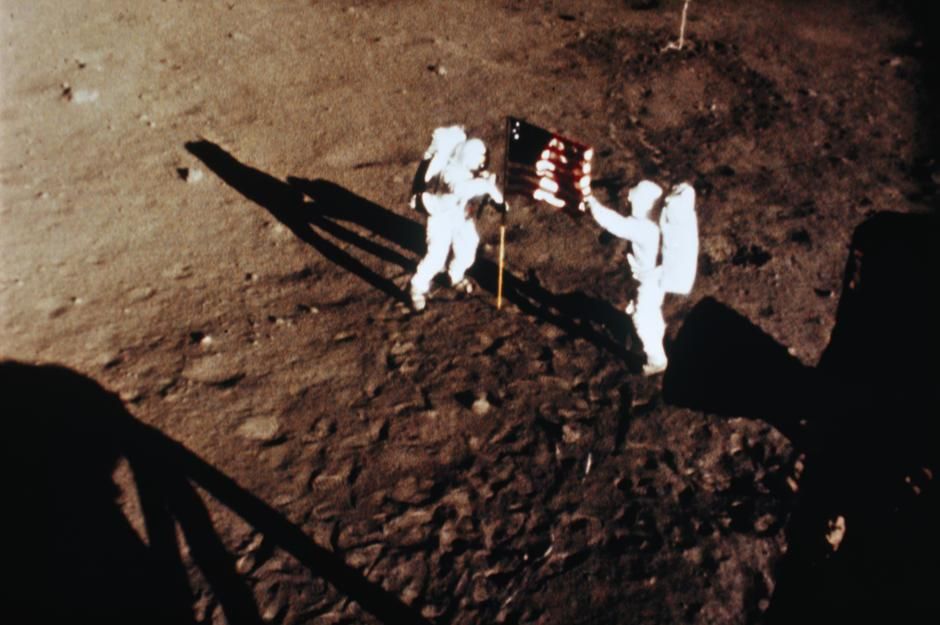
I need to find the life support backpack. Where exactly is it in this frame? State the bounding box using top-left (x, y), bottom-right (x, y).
top-left (410, 126), bottom-right (467, 212)
top-left (423, 126), bottom-right (467, 184)
top-left (658, 182), bottom-right (699, 295)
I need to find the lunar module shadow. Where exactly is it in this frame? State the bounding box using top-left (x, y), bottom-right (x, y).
top-left (2, 361), bottom-right (431, 625)
top-left (663, 211), bottom-right (938, 623)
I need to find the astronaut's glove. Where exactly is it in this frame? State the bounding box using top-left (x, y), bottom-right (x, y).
top-left (582, 195), bottom-right (600, 215)
top-left (578, 186), bottom-right (593, 212)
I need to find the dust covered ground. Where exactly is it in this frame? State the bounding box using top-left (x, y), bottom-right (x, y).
top-left (1, 1), bottom-right (937, 623)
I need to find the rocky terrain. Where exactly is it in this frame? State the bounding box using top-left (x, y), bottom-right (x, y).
top-left (2, 1), bottom-right (937, 623)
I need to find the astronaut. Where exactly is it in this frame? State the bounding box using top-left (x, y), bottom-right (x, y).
top-left (584, 180), bottom-right (698, 375)
top-left (409, 127), bottom-right (507, 312)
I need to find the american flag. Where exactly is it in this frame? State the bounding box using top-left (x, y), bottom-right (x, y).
top-left (504, 117), bottom-right (593, 216)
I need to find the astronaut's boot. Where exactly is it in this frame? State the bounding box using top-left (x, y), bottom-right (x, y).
top-left (410, 288), bottom-right (427, 312)
top-left (642, 356), bottom-right (668, 377)
top-left (452, 277), bottom-right (473, 294)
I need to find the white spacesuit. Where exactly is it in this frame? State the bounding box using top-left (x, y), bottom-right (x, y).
top-left (585, 180), bottom-right (698, 375)
top-left (409, 128), bottom-right (506, 311)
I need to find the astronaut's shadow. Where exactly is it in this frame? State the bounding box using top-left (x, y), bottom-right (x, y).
top-left (186, 140), bottom-right (640, 366)
top-left (183, 140), bottom-right (416, 305)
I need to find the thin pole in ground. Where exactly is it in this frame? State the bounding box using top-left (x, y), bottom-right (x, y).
top-left (663, 0), bottom-right (692, 52)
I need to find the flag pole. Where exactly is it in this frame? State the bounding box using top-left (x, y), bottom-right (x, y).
top-left (497, 217), bottom-right (506, 310)
top-left (498, 118), bottom-right (510, 310)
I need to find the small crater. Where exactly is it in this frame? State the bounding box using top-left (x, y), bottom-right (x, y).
top-left (788, 228), bottom-right (812, 246)
top-left (731, 245), bottom-right (772, 268)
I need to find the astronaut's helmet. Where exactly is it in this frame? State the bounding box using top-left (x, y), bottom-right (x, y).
top-left (456, 138), bottom-right (488, 173)
top-left (627, 180), bottom-right (663, 220)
